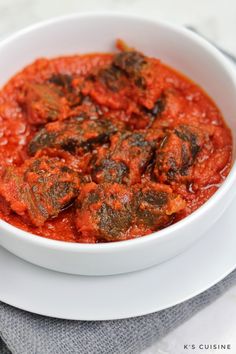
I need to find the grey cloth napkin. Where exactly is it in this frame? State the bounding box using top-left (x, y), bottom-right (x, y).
top-left (0, 29), bottom-right (236, 354)
top-left (0, 269), bottom-right (235, 354)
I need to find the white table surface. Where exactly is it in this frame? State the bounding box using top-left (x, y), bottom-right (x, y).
top-left (0, 0), bottom-right (236, 353)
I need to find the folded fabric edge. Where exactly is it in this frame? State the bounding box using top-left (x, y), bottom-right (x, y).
top-left (0, 269), bottom-right (235, 354)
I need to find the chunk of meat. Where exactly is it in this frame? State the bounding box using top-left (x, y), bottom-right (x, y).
top-left (75, 183), bottom-right (134, 242)
top-left (48, 74), bottom-right (84, 108)
top-left (127, 95), bottom-right (166, 130)
top-left (28, 116), bottom-right (117, 156)
top-left (110, 132), bottom-right (154, 183)
top-left (75, 182), bottom-right (185, 242)
top-left (154, 125), bottom-right (205, 184)
top-left (48, 74), bottom-right (73, 92)
top-left (24, 83), bottom-right (69, 125)
top-left (0, 156), bottom-right (80, 226)
top-left (92, 158), bottom-right (129, 184)
top-left (133, 182), bottom-right (186, 234)
top-left (96, 50), bottom-right (147, 91)
top-left (81, 46), bottom-right (165, 127)
top-left (113, 50), bottom-right (147, 82)
top-left (97, 65), bottom-right (127, 92)
top-left (34, 147), bottom-right (92, 175)
top-left (92, 132), bottom-right (154, 184)
top-left (81, 48), bottom-right (149, 112)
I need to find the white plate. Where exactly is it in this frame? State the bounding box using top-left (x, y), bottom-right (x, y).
top-left (0, 195), bottom-right (235, 321)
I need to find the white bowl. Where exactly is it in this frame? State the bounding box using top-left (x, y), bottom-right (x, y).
top-left (0, 13), bottom-right (236, 276)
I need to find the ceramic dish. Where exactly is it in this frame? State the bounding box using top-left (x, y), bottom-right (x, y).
top-left (0, 13), bottom-right (236, 275)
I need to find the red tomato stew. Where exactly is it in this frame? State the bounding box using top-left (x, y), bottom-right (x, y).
top-left (0, 41), bottom-right (232, 243)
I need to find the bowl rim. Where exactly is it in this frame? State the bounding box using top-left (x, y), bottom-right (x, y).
top-left (0, 11), bottom-right (236, 252)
